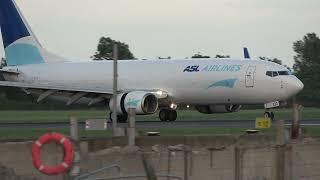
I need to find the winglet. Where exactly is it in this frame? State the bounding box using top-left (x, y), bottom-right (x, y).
top-left (243, 47), bottom-right (250, 59)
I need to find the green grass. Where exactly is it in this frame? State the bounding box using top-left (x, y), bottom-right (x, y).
top-left (0, 108), bottom-right (319, 140)
top-left (0, 107), bottom-right (319, 123)
top-left (301, 127), bottom-right (320, 136)
top-left (0, 110), bottom-right (107, 123)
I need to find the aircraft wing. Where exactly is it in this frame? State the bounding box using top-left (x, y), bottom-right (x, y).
top-left (0, 81), bottom-right (168, 105)
top-left (0, 80), bottom-right (113, 94)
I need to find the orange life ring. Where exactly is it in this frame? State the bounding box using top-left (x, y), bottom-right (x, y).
top-left (32, 132), bottom-right (74, 175)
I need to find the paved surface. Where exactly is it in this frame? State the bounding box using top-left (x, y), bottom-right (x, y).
top-left (0, 119), bottom-right (319, 129)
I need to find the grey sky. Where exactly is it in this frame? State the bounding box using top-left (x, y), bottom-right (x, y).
top-left (1, 0), bottom-right (320, 67)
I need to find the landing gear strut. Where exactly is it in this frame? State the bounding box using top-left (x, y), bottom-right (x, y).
top-left (159, 109), bottom-right (177, 122)
top-left (264, 111), bottom-right (275, 121)
top-left (109, 112), bottom-right (128, 123)
top-left (264, 101), bottom-right (280, 121)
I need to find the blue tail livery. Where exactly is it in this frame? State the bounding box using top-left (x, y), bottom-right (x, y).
top-left (0, 0), bottom-right (64, 66)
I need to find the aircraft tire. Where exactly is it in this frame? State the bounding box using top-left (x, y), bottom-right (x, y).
top-left (264, 112), bottom-right (275, 121)
top-left (118, 114), bottom-right (128, 123)
top-left (159, 109), bottom-right (168, 121)
top-left (168, 110), bottom-right (177, 121)
top-left (109, 112), bottom-right (128, 123)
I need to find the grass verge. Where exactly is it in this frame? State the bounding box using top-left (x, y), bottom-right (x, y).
top-left (0, 108), bottom-right (319, 123)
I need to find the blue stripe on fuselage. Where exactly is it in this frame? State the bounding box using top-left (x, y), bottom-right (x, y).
top-left (0, 0), bottom-right (30, 48)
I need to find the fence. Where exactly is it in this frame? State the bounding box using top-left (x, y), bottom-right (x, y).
top-left (76, 140), bottom-right (320, 180)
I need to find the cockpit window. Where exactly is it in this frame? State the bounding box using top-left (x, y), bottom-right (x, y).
top-left (266, 71), bottom-right (272, 77)
top-left (272, 71), bottom-right (279, 77)
top-left (278, 71), bottom-right (291, 75)
top-left (266, 71), bottom-right (291, 77)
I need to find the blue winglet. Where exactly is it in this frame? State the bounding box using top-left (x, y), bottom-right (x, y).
top-left (243, 47), bottom-right (250, 59)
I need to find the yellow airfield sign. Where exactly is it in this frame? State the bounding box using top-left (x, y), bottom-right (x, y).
top-left (255, 117), bottom-right (272, 128)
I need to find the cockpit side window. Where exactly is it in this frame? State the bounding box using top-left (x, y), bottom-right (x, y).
top-left (278, 71), bottom-right (291, 75)
top-left (266, 71), bottom-right (291, 77)
top-left (266, 71), bottom-right (272, 77)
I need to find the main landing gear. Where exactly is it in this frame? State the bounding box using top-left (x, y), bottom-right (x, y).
top-left (159, 109), bottom-right (177, 122)
top-left (264, 111), bottom-right (275, 121)
top-left (109, 112), bottom-right (128, 123)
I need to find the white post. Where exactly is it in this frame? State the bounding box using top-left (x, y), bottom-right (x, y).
top-left (112, 43), bottom-right (118, 136)
top-left (69, 117), bottom-right (81, 178)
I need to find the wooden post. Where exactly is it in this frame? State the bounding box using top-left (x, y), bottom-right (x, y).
top-left (275, 145), bottom-right (285, 180)
top-left (167, 150), bottom-right (171, 180)
top-left (276, 120), bottom-right (285, 145)
top-left (127, 108), bottom-right (136, 146)
top-left (141, 152), bottom-right (158, 180)
top-left (291, 101), bottom-right (300, 139)
top-left (234, 146), bottom-right (243, 180)
top-left (184, 146), bottom-right (189, 180)
top-left (285, 146), bottom-right (293, 180)
top-left (189, 151), bottom-right (193, 176)
top-left (208, 148), bottom-right (214, 168)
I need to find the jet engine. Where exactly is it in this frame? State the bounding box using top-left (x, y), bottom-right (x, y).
top-left (195, 104), bottom-right (242, 114)
top-left (109, 91), bottom-right (158, 115)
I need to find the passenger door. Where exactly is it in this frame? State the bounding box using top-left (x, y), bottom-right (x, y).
top-left (245, 66), bottom-right (256, 88)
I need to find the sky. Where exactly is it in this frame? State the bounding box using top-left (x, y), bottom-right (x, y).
top-left (1, 0), bottom-right (320, 67)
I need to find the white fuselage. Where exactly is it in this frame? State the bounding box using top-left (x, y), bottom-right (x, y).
top-left (2, 58), bottom-right (303, 105)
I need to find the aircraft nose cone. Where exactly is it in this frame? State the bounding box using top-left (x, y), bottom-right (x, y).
top-left (287, 76), bottom-right (304, 96)
top-left (296, 79), bottom-right (304, 92)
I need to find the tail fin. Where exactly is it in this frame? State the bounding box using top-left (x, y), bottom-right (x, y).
top-left (0, 0), bottom-right (65, 66)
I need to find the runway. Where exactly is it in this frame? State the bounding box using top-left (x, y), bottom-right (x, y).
top-left (0, 119), bottom-right (319, 129)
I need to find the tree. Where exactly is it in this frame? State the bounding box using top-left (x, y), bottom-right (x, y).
top-left (259, 56), bottom-right (282, 65)
top-left (293, 33), bottom-right (320, 72)
top-left (191, 53), bottom-right (210, 59)
top-left (92, 37), bottom-right (135, 60)
top-left (293, 33), bottom-right (320, 105)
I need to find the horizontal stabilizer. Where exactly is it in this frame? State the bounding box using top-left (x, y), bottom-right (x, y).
top-left (0, 68), bottom-right (19, 74)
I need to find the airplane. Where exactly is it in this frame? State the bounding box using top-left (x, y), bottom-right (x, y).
top-left (0, 0), bottom-right (304, 122)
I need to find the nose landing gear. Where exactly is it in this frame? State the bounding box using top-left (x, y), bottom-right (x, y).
top-left (264, 101), bottom-right (280, 121)
top-left (264, 111), bottom-right (275, 121)
top-left (159, 109), bottom-right (177, 122)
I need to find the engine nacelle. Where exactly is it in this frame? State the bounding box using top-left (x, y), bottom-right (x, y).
top-left (109, 91), bottom-right (158, 115)
top-left (196, 104), bottom-right (242, 114)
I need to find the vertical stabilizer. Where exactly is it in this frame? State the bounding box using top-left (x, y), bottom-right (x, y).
top-left (0, 0), bottom-right (65, 66)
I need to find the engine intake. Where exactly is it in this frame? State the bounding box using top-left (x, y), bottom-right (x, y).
top-left (109, 91), bottom-right (158, 115)
top-left (196, 104), bottom-right (242, 114)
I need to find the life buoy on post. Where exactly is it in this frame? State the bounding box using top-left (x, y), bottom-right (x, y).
top-left (32, 132), bottom-right (74, 175)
